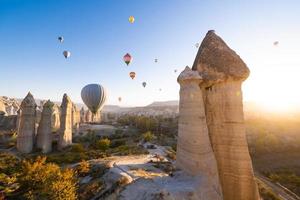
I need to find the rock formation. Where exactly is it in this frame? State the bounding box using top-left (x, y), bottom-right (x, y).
top-left (17, 92), bottom-right (37, 153)
top-left (58, 94), bottom-right (73, 149)
top-left (192, 30), bottom-right (259, 200)
top-left (36, 100), bottom-right (54, 153)
top-left (85, 110), bottom-right (92, 122)
top-left (177, 66), bottom-right (222, 200)
top-left (0, 98), bottom-right (6, 116)
top-left (80, 107), bottom-right (85, 123)
top-left (51, 104), bottom-right (60, 132)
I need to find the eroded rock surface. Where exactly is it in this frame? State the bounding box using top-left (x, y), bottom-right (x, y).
top-left (58, 94), bottom-right (73, 149)
top-left (176, 66), bottom-right (222, 200)
top-left (36, 100), bottom-right (54, 153)
top-left (192, 31), bottom-right (259, 200)
top-left (17, 92), bottom-right (37, 153)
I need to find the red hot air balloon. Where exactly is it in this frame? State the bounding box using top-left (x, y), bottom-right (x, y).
top-left (123, 53), bottom-right (132, 65)
top-left (129, 72), bottom-right (136, 79)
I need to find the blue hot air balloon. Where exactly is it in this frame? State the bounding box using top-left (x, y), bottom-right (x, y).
top-left (81, 84), bottom-right (107, 114)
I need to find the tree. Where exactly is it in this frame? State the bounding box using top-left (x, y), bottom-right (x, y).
top-left (17, 156), bottom-right (77, 200)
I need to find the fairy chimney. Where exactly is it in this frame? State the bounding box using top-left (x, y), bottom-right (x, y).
top-left (36, 100), bottom-right (54, 153)
top-left (192, 30), bottom-right (259, 200)
top-left (51, 104), bottom-right (60, 132)
top-left (177, 66), bottom-right (223, 200)
top-left (0, 98), bottom-right (7, 116)
top-left (58, 94), bottom-right (73, 149)
top-left (17, 92), bottom-right (37, 153)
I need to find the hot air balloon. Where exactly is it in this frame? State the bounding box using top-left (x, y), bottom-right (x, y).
top-left (58, 36), bottom-right (64, 43)
top-left (174, 69), bottom-right (177, 73)
top-left (81, 84), bottom-right (107, 114)
top-left (63, 50), bottom-right (71, 59)
top-left (123, 53), bottom-right (132, 65)
top-left (159, 88), bottom-right (162, 92)
top-left (195, 43), bottom-right (199, 48)
top-left (273, 41), bottom-right (279, 46)
top-left (142, 82), bottom-right (146, 87)
top-left (154, 58), bottom-right (158, 63)
top-left (118, 97), bottom-right (122, 102)
top-left (129, 72), bottom-right (136, 79)
top-left (129, 16), bottom-right (135, 24)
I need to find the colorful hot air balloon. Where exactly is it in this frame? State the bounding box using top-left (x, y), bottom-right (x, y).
top-left (118, 97), bottom-right (122, 102)
top-left (81, 84), bottom-right (107, 114)
top-left (273, 41), bottom-right (279, 46)
top-left (123, 53), bottom-right (132, 65)
top-left (63, 50), bottom-right (71, 59)
top-left (129, 72), bottom-right (136, 79)
top-left (142, 82), bottom-right (146, 87)
top-left (129, 16), bottom-right (135, 24)
top-left (58, 36), bottom-right (64, 43)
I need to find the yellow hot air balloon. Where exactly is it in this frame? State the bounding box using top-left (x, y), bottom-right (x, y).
top-left (129, 16), bottom-right (135, 24)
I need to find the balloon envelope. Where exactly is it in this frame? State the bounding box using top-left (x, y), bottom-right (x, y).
top-left (129, 72), bottom-right (136, 79)
top-left (118, 97), bottom-right (122, 102)
top-left (58, 36), bottom-right (64, 43)
top-left (142, 82), bottom-right (146, 87)
top-left (81, 84), bottom-right (107, 114)
top-left (123, 53), bottom-right (132, 65)
top-left (63, 50), bottom-right (71, 58)
top-left (129, 16), bottom-right (135, 23)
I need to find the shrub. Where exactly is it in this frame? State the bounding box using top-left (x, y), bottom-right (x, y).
top-left (71, 143), bottom-right (85, 153)
top-left (77, 160), bottom-right (90, 176)
top-left (17, 156), bottom-right (78, 200)
top-left (143, 131), bottom-right (155, 142)
top-left (95, 139), bottom-right (111, 151)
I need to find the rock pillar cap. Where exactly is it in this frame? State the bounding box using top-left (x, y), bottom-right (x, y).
top-left (177, 66), bottom-right (203, 84)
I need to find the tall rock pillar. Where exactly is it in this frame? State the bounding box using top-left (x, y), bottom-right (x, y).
top-left (192, 30), bottom-right (259, 200)
top-left (36, 100), bottom-right (54, 153)
top-left (177, 66), bottom-right (222, 200)
top-left (17, 92), bottom-right (37, 153)
top-left (58, 94), bottom-right (73, 149)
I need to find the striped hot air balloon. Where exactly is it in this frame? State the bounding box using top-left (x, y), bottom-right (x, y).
top-left (81, 84), bottom-right (107, 114)
top-left (129, 72), bottom-right (136, 79)
top-left (123, 53), bottom-right (132, 65)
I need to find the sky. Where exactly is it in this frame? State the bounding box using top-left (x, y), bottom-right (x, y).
top-left (1, 0), bottom-right (300, 110)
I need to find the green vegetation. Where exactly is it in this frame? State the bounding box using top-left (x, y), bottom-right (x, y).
top-left (94, 138), bottom-right (111, 151)
top-left (263, 170), bottom-right (300, 196)
top-left (0, 155), bottom-right (77, 200)
top-left (257, 182), bottom-right (280, 200)
top-left (143, 131), bottom-right (155, 142)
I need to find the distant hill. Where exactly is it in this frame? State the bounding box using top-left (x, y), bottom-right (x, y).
top-left (146, 100), bottom-right (179, 107)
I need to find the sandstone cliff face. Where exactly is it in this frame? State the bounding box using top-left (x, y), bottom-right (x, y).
top-left (17, 92), bottom-right (37, 153)
top-left (0, 98), bottom-right (7, 116)
top-left (37, 100), bottom-right (54, 153)
top-left (176, 66), bottom-right (222, 200)
top-left (51, 104), bottom-right (60, 132)
top-left (192, 31), bottom-right (259, 200)
top-left (58, 94), bottom-right (73, 149)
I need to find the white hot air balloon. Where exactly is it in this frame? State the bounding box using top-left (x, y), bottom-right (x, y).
top-left (63, 50), bottom-right (71, 59)
top-left (81, 84), bottom-right (107, 114)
